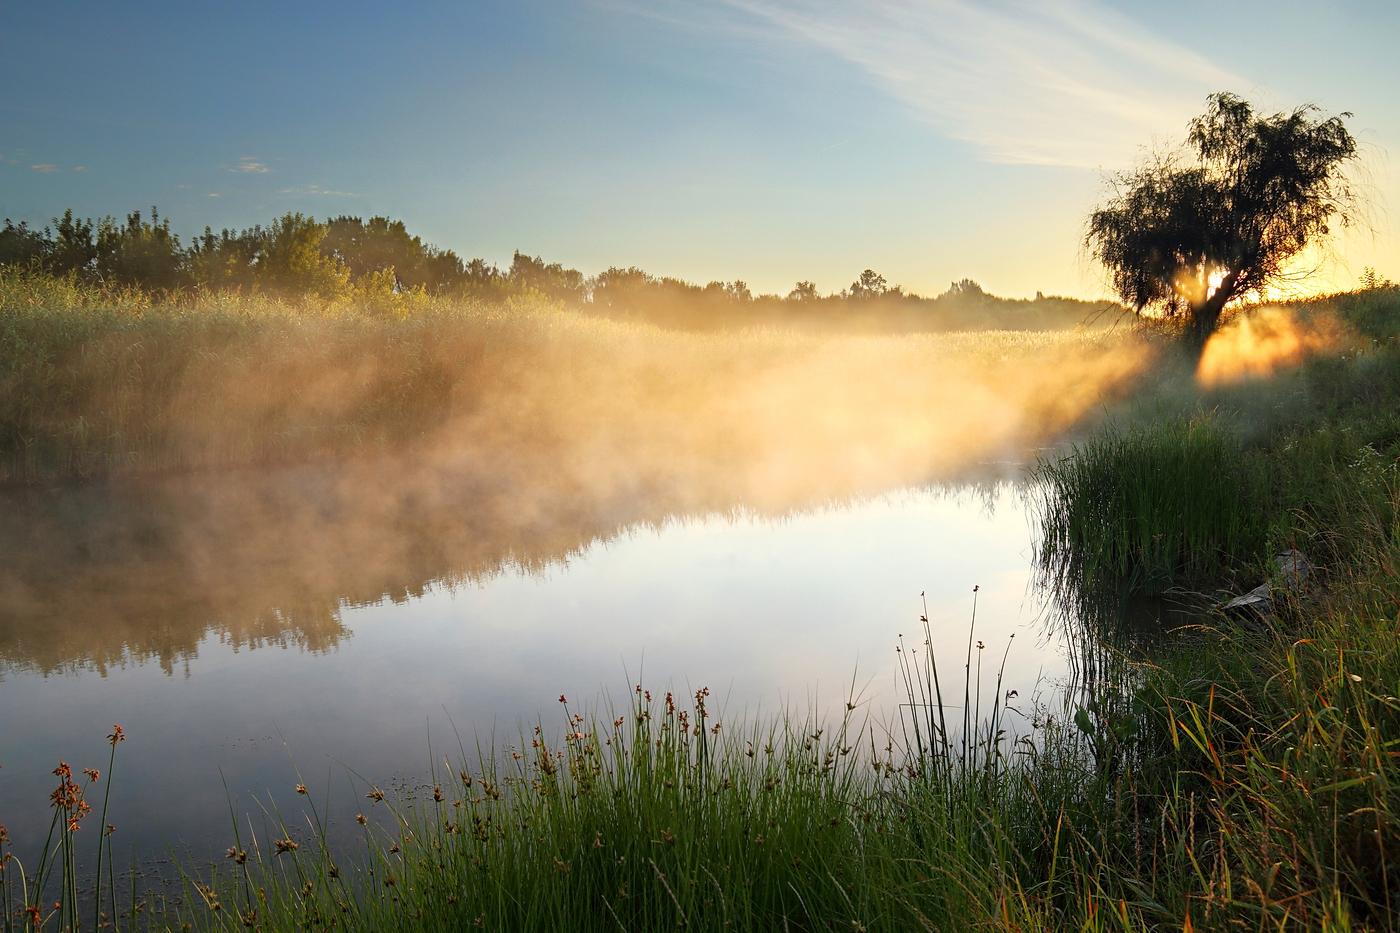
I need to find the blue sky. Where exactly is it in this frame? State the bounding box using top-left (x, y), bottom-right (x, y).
top-left (2, 0), bottom-right (1396, 299)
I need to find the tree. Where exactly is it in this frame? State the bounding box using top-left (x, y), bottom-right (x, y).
top-left (508, 251), bottom-right (585, 304)
top-left (848, 269), bottom-right (889, 300)
top-left (0, 219), bottom-right (52, 269)
top-left (941, 279), bottom-right (985, 301)
top-left (257, 213), bottom-right (350, 299)
top-left (322, 216), bottom-right (468, 293)
top-left (1087, 92), bottom-right (1359, 348)
top-left (95, 208), bottom-right (187, 291)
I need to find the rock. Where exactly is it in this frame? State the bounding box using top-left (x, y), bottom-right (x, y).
top-left (1274, 549), bottom-right (1312, 591)
top-left (1224, 583), bottom-right (1274, 620)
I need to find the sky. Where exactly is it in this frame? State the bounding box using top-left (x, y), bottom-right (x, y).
top-left (1, 0), bottom-right (1396, 300)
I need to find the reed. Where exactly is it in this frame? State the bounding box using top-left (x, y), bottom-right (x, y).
top-left (1035, 413), bottom-right (1273, 596)
top-left (171, 678), bottom-right (1045, 933)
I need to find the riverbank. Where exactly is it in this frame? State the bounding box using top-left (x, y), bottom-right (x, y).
top-left (1031, 286), bottom-right (1400, 929)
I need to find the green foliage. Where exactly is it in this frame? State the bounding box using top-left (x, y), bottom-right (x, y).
top-left (2, 207), bottom-right (1117, 331)
top-left (95, 208), bottom-right (187, 291)
top-left (1035, 414), bottom-right (1273, 595)
top-left (322, 215), bottom-right (468, 293)
top-left (507, 250), bottom-right (587, 303)
top-left (256, 214), bottom-right (350, 298)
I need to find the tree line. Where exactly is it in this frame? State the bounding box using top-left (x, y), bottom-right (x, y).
top-left (0, 208), bottom-right (1106, 330)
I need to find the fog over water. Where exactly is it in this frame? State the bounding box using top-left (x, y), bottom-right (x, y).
top-left (0, 321), bottom-right (1159, 865)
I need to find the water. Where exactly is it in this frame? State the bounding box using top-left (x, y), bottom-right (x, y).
top-left (0, 466), bottom-right (1064, 863)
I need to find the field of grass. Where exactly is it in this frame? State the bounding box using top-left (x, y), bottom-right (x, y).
top-left (0, 268), bottom-right (1142, 502)
top-left (7, 280), bottom-right (1400, 931)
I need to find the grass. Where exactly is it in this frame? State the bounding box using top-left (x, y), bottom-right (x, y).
top-left (1, 267), bottom-right (1139, 491)
top-left (1023, 286), bottom-right (1400, 929)
top-left (1035, 413), bottom-right (1273, 596)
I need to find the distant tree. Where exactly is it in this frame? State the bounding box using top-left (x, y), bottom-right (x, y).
top-left (787, 281), bottom-right (818, 302)
top-left (0, 219), bottom-right (52, 269)
top-left (848, 269), bottom-right (889, 300)
top-left (188, 225), bottom-right (263, 292)
top-left (462, 257), bottom-right (503, 290)
top-left (942, 279), bottom-right (986, 301)
top-left (94, 208), bottom-right (187, 291)
top-left (1359, 266), bottom-right (1393, 290)
top-left (1088, 92), bottom-right (1359, 348)
top-left (50, 210), bottom-right (99, 277)
top-left (712, 280), bottom-right (751, 303)
top-left (508, 251), bottom-right (585, 303)
top-left (256, 213), bottom-right (350, 299)
top-left (322, 216), bottom-right (468, 293)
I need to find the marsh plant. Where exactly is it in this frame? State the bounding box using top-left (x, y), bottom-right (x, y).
top-left (2, 726), bottom-right (126, 933)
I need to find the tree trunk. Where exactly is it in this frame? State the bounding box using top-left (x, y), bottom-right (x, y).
top-left (1187, 267), bottom-right (1244, 359)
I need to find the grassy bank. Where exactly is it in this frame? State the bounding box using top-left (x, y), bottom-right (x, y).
top-left (1028, 285), bottom-right (1400, 928)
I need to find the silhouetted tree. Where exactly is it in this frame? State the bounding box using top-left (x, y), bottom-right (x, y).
top-left (50, 210), bottom-right (98, 276)
top-left (0, 220), bottom-right (51, 268)
top-left (95, 208), bottom-right (187, 290)
top-left (943, 279), bottom-right (985, 300)
top-left (508, 251), bottom-right (585, 303)
top-left (1088, 92), bottom-right (1359, 348)
top-left (322, 216), bottom-right (468, 293)
top-left (787, 281), bottom-right (818, 302)
top-left (848, 269), bottom-right (889, 300)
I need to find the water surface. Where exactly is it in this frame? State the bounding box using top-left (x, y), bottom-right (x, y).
top-left (0, 467), bottom-right (1062, 861)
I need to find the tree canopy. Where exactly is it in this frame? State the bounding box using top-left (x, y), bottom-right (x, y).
top-left (2, 206), bottom-right (1111, 331)
top-left (1088, 92), bottom-right (1359, 346)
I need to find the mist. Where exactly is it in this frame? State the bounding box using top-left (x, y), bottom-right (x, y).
top-left (1, 306), bottom-right (1151, 675)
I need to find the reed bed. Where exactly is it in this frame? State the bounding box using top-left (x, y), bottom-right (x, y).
top-left (1, 268), bottom-right (1137, 491)
top-left (1035, 414), bottom-right (1273, 596)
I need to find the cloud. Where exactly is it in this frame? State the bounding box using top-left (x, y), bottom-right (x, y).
top-left (30, 164), bottom-right (59, 173)
top-left (702, 0), bottom-right (1248, 167)
top-left (226, 157), bottom-right (271, 173)
top-left (73, 166), bottom-right (87, 172)
top-left (279, 184), bottom-right (362, 197)
top-left (207, 193), bottom-right (220, 198)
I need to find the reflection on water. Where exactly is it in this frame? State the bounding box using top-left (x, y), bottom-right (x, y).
top-left (0, 461), bottom-right (1059, 862)
top-left (0, 457), bottom-right (687, 676)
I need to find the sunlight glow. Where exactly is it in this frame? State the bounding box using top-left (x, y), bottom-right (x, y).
top-left (1196, 306), bottom-right (1349, 388)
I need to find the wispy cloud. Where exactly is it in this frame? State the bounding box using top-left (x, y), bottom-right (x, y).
top-left (30, 164), bottom-right (59, 173)
top-left (707, 0), bottom-right (1247, 167)
top-left (225, 156), bottom-right (271, 173)
top-left (279, 184), bottom-right (362, 197)
top-left (73, 166), bottom-right (87, 172)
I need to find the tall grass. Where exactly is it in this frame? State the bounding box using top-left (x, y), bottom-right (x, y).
top-left (1035, 413), bottom-right (1273, 596)
top-left (1026, 299), bottom-right (1400, 929)
top-left (49, 678), bottom-right (1068, 932)
top-left (1, 727), bottom-right (127, 933)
